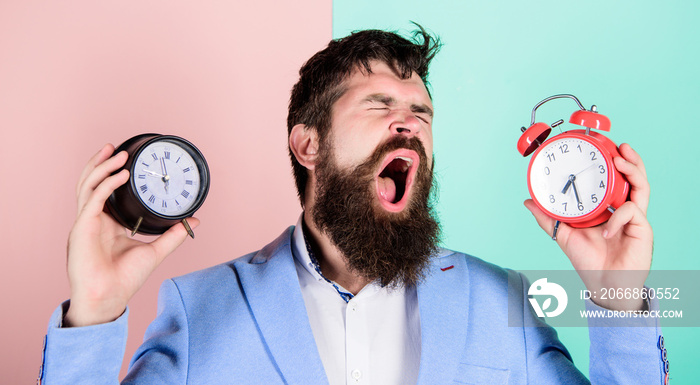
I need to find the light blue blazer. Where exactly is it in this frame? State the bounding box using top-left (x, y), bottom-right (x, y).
top-left (40, 227), bottom-right (666, 384)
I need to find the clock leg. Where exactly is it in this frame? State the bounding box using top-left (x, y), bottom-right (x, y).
top-left (182, 219), bottom-right (195, 239)
top-left (131, 217), bottom-right (143, 237)
top-left (552, 220), bottom-right (561, 241)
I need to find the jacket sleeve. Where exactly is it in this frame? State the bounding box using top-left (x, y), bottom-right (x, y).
top-left (586, 296), bottom-right (666, 384)
top-left (511, 271), bottom-right (590, 384)
top-left (122, 278), bottom-right (190, 384)
top-left (516, 272), bottom-right (665, 384)
top-left (41, 279), bottom-right (190, 385)
top-left (41, 301), bottom-right (128, 385)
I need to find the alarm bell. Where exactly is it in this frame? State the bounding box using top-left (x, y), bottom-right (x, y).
top-left (517, 94), bottom-right (611, 157)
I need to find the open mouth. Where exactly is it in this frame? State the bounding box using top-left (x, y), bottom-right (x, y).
top-left (375, 149), bottom-right (420, 212)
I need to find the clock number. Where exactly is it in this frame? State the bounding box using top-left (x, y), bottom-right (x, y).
top-left (599, 165), bottom-right (605, 174)
top-left (546, 153), bottom-right (556, 162)
top-left (549, 195), bottom-right (555, 203)
top-left (591, 194), bottom-right (598, 203)
top-left (141, 161), bottom-right (149, 167)
top-left (186, 180), bottom-right (194, 185)
top-left (577, 202), bottom-right (584, 211)
top-left (148, 195), bottom-right (156, 204)
top-left (599, 181), bottom-right (606, 189)
top-left (176, 156), bottom-right (181, 163)
top-left (181, 190), bottom-right (190, 199)
top-left (544, 167), bottom-right (550, 176)
top-left (590, 151), bottom-right (598, 161)
top-left (140, 184), bottom-right (148, 193)
top-left (559, 144), bottom-right (569, 154)
top-left (183, 167), bottom-right (191, 173)
top-left (562, 202), bottom-right (567, 211)
top-left (138, 174), bottom-right (146, 179)
top-left (151, 153), bottom-right (158, 161)
top-left (577, 144), bottom-right (582, 153)
top-left (162, 200), bottom-right (167, 208)
top-left (164, 151), bottom-right (171, 160)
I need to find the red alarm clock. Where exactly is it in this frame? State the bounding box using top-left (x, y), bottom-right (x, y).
top-left (517, 94), bottom-right (629, 239)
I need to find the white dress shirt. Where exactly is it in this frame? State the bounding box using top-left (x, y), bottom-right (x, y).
top-left (291, 215), bottom-right (421, 385)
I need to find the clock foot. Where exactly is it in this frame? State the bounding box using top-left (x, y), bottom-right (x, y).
top-left (182, 219), bottom-right (195, 239)
top-left (131, 217), bottom-right (143, 237)
top-left (552, 220), bottom-right (561, 241)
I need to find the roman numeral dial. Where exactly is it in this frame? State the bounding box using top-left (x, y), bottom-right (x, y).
top-left (134, 142), bottom-right (202, 216)
top-left (105, 134), bottom-right (210, 238)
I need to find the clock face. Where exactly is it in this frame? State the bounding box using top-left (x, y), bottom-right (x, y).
top-left (529, 136), bottom-right (610, 218)
top-left (131, 140), bottom-right (203, 217)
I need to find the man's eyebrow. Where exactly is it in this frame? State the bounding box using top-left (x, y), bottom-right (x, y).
top-left (411, 104), bottom-right (433, 118)
top-left (363, 93), bottom-right (433, 118)
top-left (363, 93), bottom-right (395, 105)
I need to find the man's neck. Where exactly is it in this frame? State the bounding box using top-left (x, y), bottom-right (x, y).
top-left (302, 211), bottom-right (371, 295)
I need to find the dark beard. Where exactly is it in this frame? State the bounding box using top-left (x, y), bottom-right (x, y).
top-left (311, 135), bottom-right (441, 288)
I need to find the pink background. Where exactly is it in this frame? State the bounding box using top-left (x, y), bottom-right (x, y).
top-left (0, 1), bottom-right (331, 382)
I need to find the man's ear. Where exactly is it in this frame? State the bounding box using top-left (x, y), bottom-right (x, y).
top-left (289, 124), bottom-right (320, 170)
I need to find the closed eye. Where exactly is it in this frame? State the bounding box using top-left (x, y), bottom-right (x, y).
top-left (415, 113), bottom-right (433, 124)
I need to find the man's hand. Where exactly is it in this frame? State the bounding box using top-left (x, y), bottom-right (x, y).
top-left (64, 144), bottom-right (198, 327)
top-left (525, 143), bottom-right (652, 311)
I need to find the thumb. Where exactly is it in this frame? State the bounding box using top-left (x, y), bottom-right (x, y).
top-left (150, 217), bottom-right (200, 266)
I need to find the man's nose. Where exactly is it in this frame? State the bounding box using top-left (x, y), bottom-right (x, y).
top-left (389, 110), bottom-right (421, 137)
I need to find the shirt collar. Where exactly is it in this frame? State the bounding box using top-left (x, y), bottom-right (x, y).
top-left (291, 213), bottom-right (355, 302)
top-left (292, 214), bottom-right (324, 282)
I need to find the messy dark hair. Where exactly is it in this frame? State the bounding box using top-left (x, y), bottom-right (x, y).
top-left (287, 24), bottom-right (441, 205)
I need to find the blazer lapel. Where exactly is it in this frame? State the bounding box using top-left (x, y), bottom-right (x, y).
top-left (234, 228), bottom-right (328, 385)
top-left (416, 250), bottom-right (471, 385)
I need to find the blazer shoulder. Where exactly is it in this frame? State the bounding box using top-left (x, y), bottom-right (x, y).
top-left (438, 248), bottom-right (516, 277)
top-left (170, 226), bottom-right (295, 290)
top-left (433, 248), bottom-right (523, 297)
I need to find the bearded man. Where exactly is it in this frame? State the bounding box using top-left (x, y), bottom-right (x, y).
top-left (40, 26), bottom-right (665, 385)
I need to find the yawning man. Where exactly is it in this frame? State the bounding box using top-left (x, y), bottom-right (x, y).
top-left (40, 26), bottom-right (664, 384)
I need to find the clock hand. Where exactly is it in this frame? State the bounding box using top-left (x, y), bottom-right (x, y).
top-left (561, 174), bottom-right (582, 206)
top-left (159, 158), bottom-right (171, 193)
top-left (571, 178), bottom-right (581, 205)
top-left (142, 169), bottom-right (165, 178)
top-left (574, 163), bottom-right (596, 176)
top-left (160, 157), bottom-right (170, 178)
top-left (561, 175), bottom-right (573, 194)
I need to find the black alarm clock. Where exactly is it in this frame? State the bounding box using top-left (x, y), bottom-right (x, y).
top-left (105, 133), bottom-right (210, 238)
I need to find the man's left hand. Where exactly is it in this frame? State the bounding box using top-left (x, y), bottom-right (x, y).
top-left (524, 143), bottom-right (653, 311)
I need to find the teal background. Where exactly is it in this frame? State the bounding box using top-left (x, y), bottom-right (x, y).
top-left (334, 0), bottom-right (699, 382)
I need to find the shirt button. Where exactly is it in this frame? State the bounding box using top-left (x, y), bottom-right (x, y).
top-left (351, 369), bottom-right (362, 380)
top-left (350, 303), bottom-right (358, 312)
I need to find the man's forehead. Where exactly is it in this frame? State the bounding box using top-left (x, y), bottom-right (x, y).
top-left (343, 62), bottom-right (432, 104)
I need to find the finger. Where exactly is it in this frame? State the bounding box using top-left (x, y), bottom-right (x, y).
top-left (149, 218), bottom-right (201, 266)
top-left (618, 143), bottom-right (646, 178)
top-left (80, 169), bottom-right (130, 218)
top-left (77, 144), bottom-right (115, 197)
top-left (613, 156), bottom-right (650, 215)
top-left (77, 151), bottom-right (129, 212)
top-left (602, 201), bottom-right (649, 240)
top-left (523, 199), bottom-right (570, 245)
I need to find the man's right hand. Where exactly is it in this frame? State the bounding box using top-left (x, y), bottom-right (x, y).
top-left (64, 144), bottom-right (198, 327)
